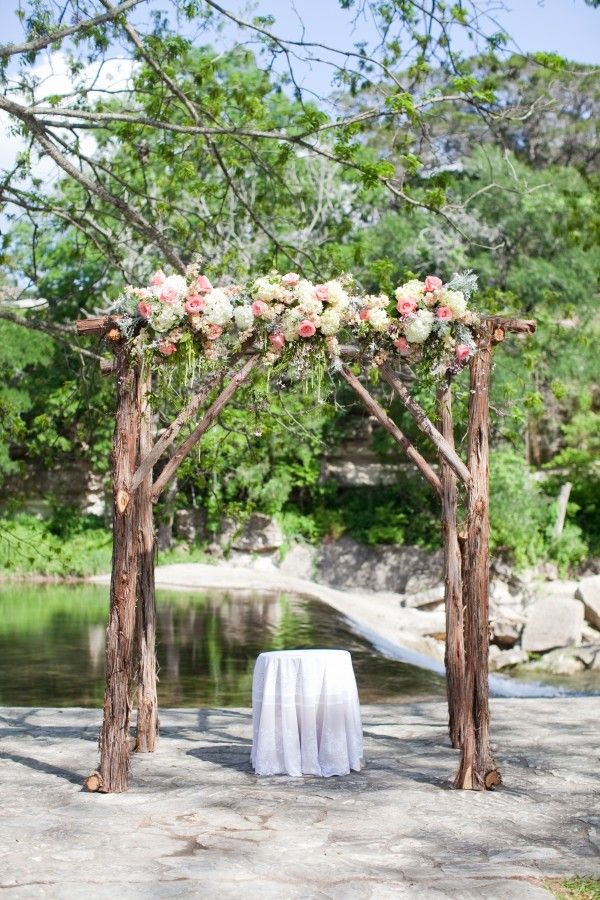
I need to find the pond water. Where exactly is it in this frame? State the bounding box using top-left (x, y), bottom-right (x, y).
top-left (0, 584), bottom-right (447, 707)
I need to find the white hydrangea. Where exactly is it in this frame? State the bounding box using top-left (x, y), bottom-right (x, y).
top-left (203, 288), bottom-right (234, 325)
top-left (296, 279), bottom-right (317, 305)
top-left (443, 290), bottom-right (467, 318)
top-left (233, 305), bottom-right (254, 331)
top-left (404, 308), bottom-right (434, 343)
top-left (163, 274), bottom-right (188, 297)
top-left (152, 307), bottom-right (181, 333)
top-left (319, 308), bottom-right (341, 335)
top-left (325, 280), bottom-right (349, 309)
top-left (395, 279), bottom-right (425, 302)
top-left (282, 310), bottom-right (301, 341)
top-left (252, 276), bottom-right (281, 303)
top-left (368, 308), bottom-right (389, 331)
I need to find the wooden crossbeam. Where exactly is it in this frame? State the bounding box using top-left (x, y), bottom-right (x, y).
top-left (150, 355), bottom-right (261, 502)
top-left (340, 364), bottom-right (442, 497)
top-left (379, 363), bottom-right (472, 487)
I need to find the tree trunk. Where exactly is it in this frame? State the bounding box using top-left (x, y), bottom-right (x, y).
top-left (454, 337), bottom-right (501, 790)
top-left (96, 349), bottom-right (141, 793)
top-left (437, 378), bottom-right (466, 750)
top-left (134, 363), bottom-right (159, 753)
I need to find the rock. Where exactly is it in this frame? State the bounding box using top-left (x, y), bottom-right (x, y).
top-left (401, 584), bottom-right (444, 609)
top-left (489, 646), bottom-right (528, 671)
top-left (227, 551), bottom-right (279, 572)
top-left (521, 597), bottom-right (584, 652)
top-left (315, 537), bottom-right (442, 594)
top-left (173, 508), bottom-right (206, 543)
top-left (574, 644), bottom-right (600, 669)
top-left (575, 575), bottom-right (600, 630)
top-left (490, 615), bottom-right (525, 649)
top-left (530, 647), bottom-right (585, 676)
top-left (279, 544), bottom-right (315, 579)
top-left (231, 514), bottom-right (284, 553)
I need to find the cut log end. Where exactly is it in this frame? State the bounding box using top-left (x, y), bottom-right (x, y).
top-left (83, 771), bottom-right (104, 792)
top-left (484, 769), bottom-right (502, 789)
top-left (115, 488), bottom-right (130, 514)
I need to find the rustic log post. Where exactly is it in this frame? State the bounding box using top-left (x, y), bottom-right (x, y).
top-left (454, 332), bottom-right (501, 790)
top-left (436, 377), bottom-right (465, 750)
top-left (94, 347), bottom-right (142, 793)
top-left (134, 362), bottom-right (159, 753)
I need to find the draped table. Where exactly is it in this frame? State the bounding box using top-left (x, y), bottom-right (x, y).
top-left (251, 649), bottom-right (363, 777)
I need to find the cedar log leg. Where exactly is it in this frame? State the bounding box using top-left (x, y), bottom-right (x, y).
top-left (95, 350), bottom-right (142, 792)
top-left (437, 378), bottom-right (466, 750)
top-left (135, 364), bottom-right (159, 753)
top-left (454, 337), bottom-right (501, 790)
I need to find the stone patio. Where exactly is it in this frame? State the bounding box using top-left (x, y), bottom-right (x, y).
top-left (1, 699), bottom-right (599, 898)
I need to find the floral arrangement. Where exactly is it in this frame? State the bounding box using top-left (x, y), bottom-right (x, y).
top-left (115, 263), bottom-right (480, 374)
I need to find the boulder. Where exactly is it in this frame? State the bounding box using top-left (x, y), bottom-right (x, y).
top-left (575, 575), bottom-right (600, 630)
top-left (279, 544), bottom-right (315, 579)
top-left (316, 537), bottom-right (443, 594)
top-left (173, 508), bottom-right (206, 543)
top-left (574, 644), bottom-right (600, 669)
top-left (490, 615), bottom-right (525, 649)
top-left (231, 514), bottom-right (284, 553)
top-left (530, 647), bottom-right (585, 676)
top-left (401, 584), bottom-right (444, 610)
top-left (489, 646), bottom-right (528, 671)
top-left (521, 597), bottom-right (584, 652)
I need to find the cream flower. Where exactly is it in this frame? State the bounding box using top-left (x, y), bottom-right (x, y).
top-left (298, 297), bottom-right (323, 318)
top-left (443, 290), bottom-right (467, 318)
top-left (319, 308), bottom-right (341, 335)
top-left (395, 279), bottom-right (425, 302)
top-left (324, 280), bottom-right (350, 309)
top-left (252, 276), bottom-right (281, 304)
top-left (368, 308), bottom-right (389, 331)
top-left (282, 310), bottom-right (301, 341)
top-left (152, 306), bottom-right (181, 333)
top-left (162, 274), bottom-right (188, 298)
top-left (203, 288), bottom-right (234, 325)
top-left (404, 308), bottom-right (434, 343)
top-left (233, 305), bottom-right (254, 331)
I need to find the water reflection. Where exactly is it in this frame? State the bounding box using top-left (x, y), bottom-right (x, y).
top-left (0, 584), bottom-right (446, 707)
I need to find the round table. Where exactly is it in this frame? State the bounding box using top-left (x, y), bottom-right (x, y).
top-left (251, 649), bottom-right (363, 777)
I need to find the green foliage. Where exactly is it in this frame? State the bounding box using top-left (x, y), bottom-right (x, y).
top-left (0, 513), bottom-right (112, 577)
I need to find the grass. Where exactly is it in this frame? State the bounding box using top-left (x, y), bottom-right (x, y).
top-left (545, 877), bottom-right (600, 899)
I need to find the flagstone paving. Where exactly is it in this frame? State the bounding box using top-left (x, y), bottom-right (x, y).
top-left (1, 698), bottom-right (598, 899)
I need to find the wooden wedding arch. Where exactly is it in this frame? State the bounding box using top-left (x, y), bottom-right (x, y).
top-left (76, 311), bottom-right (535, 794)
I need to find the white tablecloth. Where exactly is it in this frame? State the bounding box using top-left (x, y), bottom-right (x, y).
top-left (251, 649), bottom-right (363, 777)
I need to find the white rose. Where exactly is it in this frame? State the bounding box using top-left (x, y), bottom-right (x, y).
top-left (234, 305), bottom-right (254, 331)
top-left (443, 290), bottom-right (467, 318)
top-left (252, 276), bottom-right (281, 303)
top-left (404, 308), bottom-right (434, 343)
top-left (298, 297), bottom-right (323, 317)
top-left (319, 308), bottom-right (341, 335)
top-left (368, 308), bottom-right (389, 331)
top-left (296, 279), bottom-right (316, 305)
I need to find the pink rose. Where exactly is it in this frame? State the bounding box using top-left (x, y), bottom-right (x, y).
top-left (195, 275), bottom-right (213, 293)
top-left (359, 307), bottom-right (370, 321)
top-left (157, 340), bottom-right (176, 356)
top-left (455, 344), bottom-right (471, 363)
top-left (138, 301), bottom-right (154, 319)
top-left (396, 297), bottom-right (417, 315)
top-left (314, 284), bottom-right (329, 301)
top-left (269, 332), bottom-right (285, 351)
top-left (424, 275), bottom-right (443, 293)
top-left (150, 269), bottom-right (166, 286)
top-left (160, 285), bottom-right (179, 304)
top-left (394, 336), bottom-right (410, 353)
top-left (207, 324), bottom-right (223, 340)
top-left (297, 320), bottom-right (317, 338)
top-left (436, 306), bottom-right (453, 320)
top-left (185, 296), bottom-right (205, 314)
top-left (281, 272), bottom-right (300, 286)
top-left (251, 300), bottom-right (269, 317)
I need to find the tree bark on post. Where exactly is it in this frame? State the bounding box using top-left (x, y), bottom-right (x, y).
top-left (96, 347), bottom-right (142, 792)
top-left (454, 333), bottom-right (501, 790)
top-left (134, 362), bottom-right (159, 753)
top-left (437, 377), bottom-right (466, 750)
